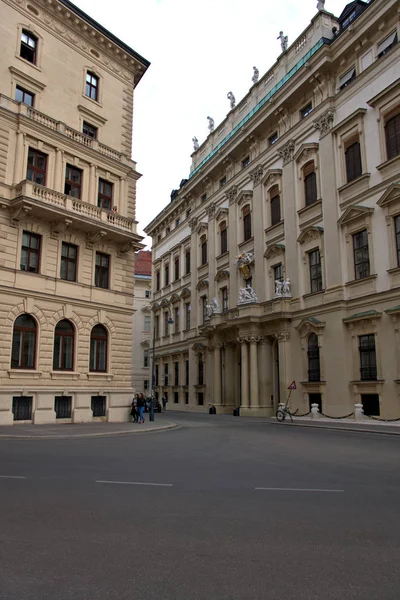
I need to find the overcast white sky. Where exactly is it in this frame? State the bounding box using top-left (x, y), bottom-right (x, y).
top-left (74, 0), bottom-right (347, 246)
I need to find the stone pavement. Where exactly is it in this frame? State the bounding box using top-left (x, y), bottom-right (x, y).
top-left (0, 418), bottom-right (177, 439)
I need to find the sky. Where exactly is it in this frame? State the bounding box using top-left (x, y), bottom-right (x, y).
top-left (74, 0), bottom-right (348, 247)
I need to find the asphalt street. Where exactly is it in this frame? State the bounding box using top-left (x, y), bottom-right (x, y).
top-left (1, 412), bottom-right (399, 600)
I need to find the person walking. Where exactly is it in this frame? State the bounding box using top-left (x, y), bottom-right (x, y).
top-left (130, 395), bottom-right (139, 423)
top-left (162, 395), bottom-right (167, 411)
top-left (137, 394), bottom-right (145, 424)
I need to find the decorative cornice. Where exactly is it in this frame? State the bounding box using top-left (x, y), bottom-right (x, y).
top-left (249, 164), bottom-right (264, 187)
top-left (188, 217), bottom-right (199, 232)
top-left (225, 186), bottom-right (238, 205)
top-left (277, 140), bottom-right (295, 166)
top-left (313, 108), bottom-right (335, 138)
top-left (205, 202), bottom-right (216, 219)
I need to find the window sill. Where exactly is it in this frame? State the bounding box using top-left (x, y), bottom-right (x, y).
top-left (15, 54), bottom-right (42, 73)
top-left (82, 93), bottom-right (102, 109)
top-left (50, 371), bottom-right (81, 380)
top-left (86, 372), bottom-right (114, 381)
top-left (345, 274), bottom-right (377, 288)
top-left (7, 369), bottom-right (43, 379)
top-left (216, 251), bottom-right (229, 260)
top-left (297, 199), bottom-right (322, 216)
top-left (338, 173), bottom-right (371, 192)
top-left (238, 237), bottom-right (254, 249)
top-left (265, 221), bottom-right (284, 235)
top-left (303, 289), bottom-right (325, 299)
top-left (387, 267), bottom-right (400, 275)
top-left (198, 263), bottom-right (209, 270)
top-left (338, 174), bottom-right (371, 208)
top-left (376, 154), bottom-right (400, 175)
top-left (350, 380), bottom-right (384, 385)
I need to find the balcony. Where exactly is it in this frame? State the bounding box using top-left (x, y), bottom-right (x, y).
top-left (6, 180), bottom-right (141, 243)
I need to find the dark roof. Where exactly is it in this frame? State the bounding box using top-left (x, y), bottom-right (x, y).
top-left (135, 250), bottom-right (152, 276)
top-left (337, 1), bottom-right (368, 25)
top-left (58, 0), bottom-right (150, 68)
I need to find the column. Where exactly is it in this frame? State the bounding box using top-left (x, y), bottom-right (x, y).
top-left (276, 331), bottom-right (290, 404)
top-left (280, 142), bottom-right (298, 294)
top-left (119, 177), bottom-right (126, 215)
top-left (259, 338), bottom-right (273, 408)
top-left (239, 337), bottom-right (249, 408)
top-left (249, 336), bottom-right (259, 408)
top-left (89, 164), bottom-right (96, 204)
top-left (13, 132), bottom-right (25, 184)
top-left (228, 192), bottom-right (239, 306)
top-left (251, 175), bottom-right (265, 302)
top-left (213, 343), bottom-right (222, 405)
top-left (54, 148), bottom-right (64, 191)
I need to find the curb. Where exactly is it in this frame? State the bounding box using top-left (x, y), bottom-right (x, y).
top-left (0, 423), bottom-right (179, 440)
top-left (266, 420), bottom-right (400, 436)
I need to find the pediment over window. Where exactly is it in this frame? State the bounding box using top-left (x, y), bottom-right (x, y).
top-left (264, 243), bottom-right (285, 259)
top-left (216, 207), bottom-right (229, 221)
top-left (170, 293), bottom-right (180, 303)
top-left (338, 204), bottom-right (374, 226)
top-left (295, 316), bottom-right (325, 337)
top-left (237, 189), bottom-right (253, 207)
top-left (192, 342), bottom-right (206, 354)
top-left (261, 169), bottom-right (282, 188)
top-left (297, 226), bottom-right (324, 244)
top-left (196, 278), bottom-right (209, 291)
top-left (141, 306), bottom-right (151, 314)
top-left (180, 287), bottom-right (191, 299)
top-left (293, 143), bottom-right (319, 163)
top-left (140, 339), bottom-right (150, 348)
top-left (196, 222), bottom-right (208, 235)
top-left (152, 302), bottom-right (160, 311)
top-left (160, 298), bottom-right (170, 307)
top-left (215, 269), bottom-right (230, 282)
top-left (343, 310), bottom-right (382, 325)
top-left (376, 183), bottom-right (400, 208)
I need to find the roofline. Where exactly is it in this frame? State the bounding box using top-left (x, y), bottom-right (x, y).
top-left (58, 0), bottom-right (150, 68)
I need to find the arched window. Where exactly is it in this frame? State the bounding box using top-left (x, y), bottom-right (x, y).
top-left (270, 185), bottom-right (281, 226)
top-left (243, 205), bottom-right (252, 241)
top-left (11, 314), bottom-right (37, 369)
top-left (220, 221), bottom-right (228, 255)
top-left (303, 161), bottom-right (318, 206)
top-left (385, 113), bottom-right (400, 160)
top-left (200, 235), bottom-right (207, 265)
top-left (90, 324), bottom-right (108, 372)
top-left (307, 333), bottom-right (320, 382)
top-left (53, 320), bottom-right (74, 371)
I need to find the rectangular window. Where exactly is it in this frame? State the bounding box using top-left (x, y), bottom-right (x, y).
top-left (361, 394), bottom-right (380, 417)
top-left (185, 303), bottom-right (191, 330)
top-left (174, 257), bottom-right (180, 280)
top-left (156, 271), bottom-right (160, 291)
top-left (198, 356), bottom-right (204, 385)
top-left (175, 218), bottom-right (180, 227)
top-left (64, 164), bottom-right (83, 199)
top-left (20, 231), bottom-right (40, 273)
top-left (345, 140), bottom-right (362, 182)
top-left (12, 396), bottom-right (33, 421)
top-left (155, 315), bottom-right (160, 339)
top-left (165, 264), bottom-right (169, 286)
top-left (27, 148), bottom-right (47, 185)
top-left (201, 193), bottom-right (207, 202)
top-left (377, 31), bottom-right (398, 58)
top-left (270, 194), bottom-right (281, 226)
top-left (185, 249), bottom-right (191, 274)
top-left (60, 242), bottom-right (78, 282)
top-left (15, 85), bottom-right (34, 107)
top-left (185, 360), bottom-right (189, 386)
top-left (86, 71), bottom-right (99, 101)
top-left (241, 156), bottom-right (250, 168)
top-left (359, 335), bottom-right (377, 381)
top-left (269, 132), bottom-right (278, 146)
top-left (186, 209), bottom-right (191, 219)
top-left (174, 362), bottom-right (179, 386)
top-left (243, 206), bottom-right (252, 241)
top-left (198, 392), bottom-right (204, 406)
top-left (395, 216), bottom-right (400, 267)
top-left (95, 252), bottom-right (110, 288)
top-left (54, 396), bottom-right (72, 419)
top-left (300, 103), bottom-right (313, 119)
top-left (174, 391), bottom-right (179, 404)
top-left (144, 315), bottom-right (151, 332)
top-left (20, 30), bottom-right (37, 64)
top-left (222, 287), bottom-right (228, 312)
top-left (339, 67), bottom-right (356, 90)
top-left (98, 179), bottom-right (113, 210)
top-left (145, 290), bottom-right (151, 299)
top-left (155, 364), bottom-right (159, 386)
top-left (274, 263), bottom-right (283, 282)
top-left (309, 249), bottom-right (323, 293)
top-left (220, 223), bottom-right (228, 255)
top-left (220, 176), bottom-right (227, 188)
top-left (91, 395), bottom-right (106, 417)
top-left (164, 363), bottom-right (169, 386)
top-left (353, 230), bottom-right (370, 280)
top-left (164, 312), bottom-right (169, 337)
top-left (202, 297), bottom-right (208, 324)
top-left (82, 121), bottom-right (98, 139)
top-left (304, 166), bottom-right (317, 206)
top-left (201, 238), bottom-right (207, 265)
top-left (144, 380), bottom-right (149, 390)
top-left (143, 349), bottom-right (149, 368)
top-left (174, 307), bottom-right (179, 334)
top-left (385, 114), bottom-right (400, 161)
top-left (185, 392), bottom-right (189, 404)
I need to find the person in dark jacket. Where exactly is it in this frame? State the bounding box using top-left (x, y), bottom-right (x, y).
top-left (130, 395), bottom-right (139, 423)
top-left (137, 394), bottom-right (145, 424)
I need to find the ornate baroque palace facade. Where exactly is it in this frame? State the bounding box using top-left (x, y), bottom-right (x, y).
top-left (145, 0), bottom-right (400, 418)
top-left (0, 0), bottom-right (149, 424)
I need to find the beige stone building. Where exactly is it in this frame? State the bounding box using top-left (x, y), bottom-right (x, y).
top-left (145, 0), bottom-right (400, 419)
top-left (0, 0), bottom-right (149, 424)
top-left (132, 250), bottom-right (152, 395)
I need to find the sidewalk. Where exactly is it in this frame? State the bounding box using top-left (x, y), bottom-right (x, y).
top-left (265, 416), bottom-right (400, 436)
top-left (0, 418), bottom-right (177, 439)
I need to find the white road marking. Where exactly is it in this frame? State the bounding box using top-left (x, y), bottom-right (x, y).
top-left (255, 487), bottom-right (344, 493)
top-left (0, 475), bottom-right (26, 479)
top-left (96, 480), bottom-right (173, 487)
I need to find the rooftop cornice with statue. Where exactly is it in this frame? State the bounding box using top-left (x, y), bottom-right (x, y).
top-left (5, 0), bottom-right (149, 85)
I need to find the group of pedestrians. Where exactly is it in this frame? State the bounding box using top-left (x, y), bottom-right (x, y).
top-left (130, 393), bottom-right (146, 424)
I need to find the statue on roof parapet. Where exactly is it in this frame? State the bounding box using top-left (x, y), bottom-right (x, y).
top-left (277, 31), bottom-right (288, 52)
top-left (227, 91), bottom-right (236, 110)
top-left (207, 116), bottom-right (214, 132)
top-left (252, 66), bottom-right (259, 84)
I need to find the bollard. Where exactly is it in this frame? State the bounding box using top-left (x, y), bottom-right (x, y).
top-left (311, 403), bottom-right (320, 419)
top-left (233, 407), bottom-right (240, 416)
top-left (354, 403), bottom-right (364, 421)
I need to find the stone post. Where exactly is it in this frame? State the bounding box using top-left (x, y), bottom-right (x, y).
top-left (311, 403), bottom-right (320, 419)
top-left (354, 403), bottom-right (364, 421)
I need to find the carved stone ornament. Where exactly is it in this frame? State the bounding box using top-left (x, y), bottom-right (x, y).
top-left (249, 165), bottom-right (264, 187)
top-left (188, 217), bottom-right (199, 232)
top-left (238, 287), bottom-right (258, 304)
top-left (297, 226), bottom-right (323, 245)
top-left (277, 140), bottom-right (295, 166)
top-left (86, 230), bottom-right (107, 248)
top-left (226, 186), bottom-right (238, 205)
top-left (205, 202), bottom-right (216, 219)
top-left (274, 279), bottom-right (292, 298)
top-left (313, 108), bottom-right (335, 138)
top-left (275, 331), bottom-right (290, 342)
top-left (264, 244), bottom-right (285, 260)
top-left (205, 297), bottom-right (221, 318)
top-left (235, 251), bottom-right (254, 268)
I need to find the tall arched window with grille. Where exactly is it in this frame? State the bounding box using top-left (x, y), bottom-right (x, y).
top-left (307, 333), bottom-right (320, 382)
top-left (270, 185), bottom-right (281, 226)
top-left (11, 314), bottom-right (37, 369)
top-left (200, 235), bottom-right (207, 265)
top-left (242, 205), bottom-right (252, 241)
top-left (53, 320), bottom-right (74, 371)
top-left (303, 161), bottom-right (318, 206)
top-left (89, 324), bottom-right (108, 372)
top-left (220, 221), bottom-right (227, 255)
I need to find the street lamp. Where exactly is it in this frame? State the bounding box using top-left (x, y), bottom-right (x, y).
top-left (150, 309), bottom-right (173, 422)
